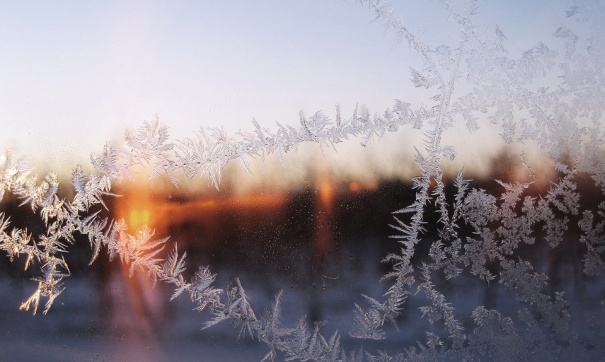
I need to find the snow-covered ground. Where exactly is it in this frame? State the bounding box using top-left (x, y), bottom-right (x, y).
top-left (1, 234), bottom-right (603, 361)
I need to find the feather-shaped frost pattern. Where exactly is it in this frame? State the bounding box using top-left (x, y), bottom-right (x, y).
top-left (0, 0), bottom-right (603, 360)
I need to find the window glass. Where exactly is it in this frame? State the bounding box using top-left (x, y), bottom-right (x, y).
top-left (1, 1), bottom-right (604, 360)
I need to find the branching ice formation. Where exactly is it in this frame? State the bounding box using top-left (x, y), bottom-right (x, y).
top-left (1, 0), bottom-right (605, 360)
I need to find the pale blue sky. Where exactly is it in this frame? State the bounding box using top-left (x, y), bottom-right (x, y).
top-left (0, 0), bottom-right (571, 171)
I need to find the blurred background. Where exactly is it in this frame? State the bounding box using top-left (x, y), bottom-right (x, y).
top-left (0, 0), bottom-right (600, 360)
top-left (1, 145), bottom-right (602, 361)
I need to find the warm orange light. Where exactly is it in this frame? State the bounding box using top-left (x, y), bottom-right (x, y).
top-left (349, 180), bottom-right (378, 192)
top-left (364, 180), bottom-right (378, 190)
top-left (115, 184), bottom-right (289, 239)
top-left (313, 165), bottom-right (335, 255)
top-left (186, 193), bottom-right (287, 209)
top-left (128, 209), bottom-right (151, 231)
top-left (318, 177), bottom-right (334, 210)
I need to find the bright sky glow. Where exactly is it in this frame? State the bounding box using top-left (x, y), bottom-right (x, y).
top-left (0, 0), bottom-right (570, 172)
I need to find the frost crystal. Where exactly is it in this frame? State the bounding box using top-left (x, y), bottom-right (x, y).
top-left (1, 0), bottom-right (605, 360)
